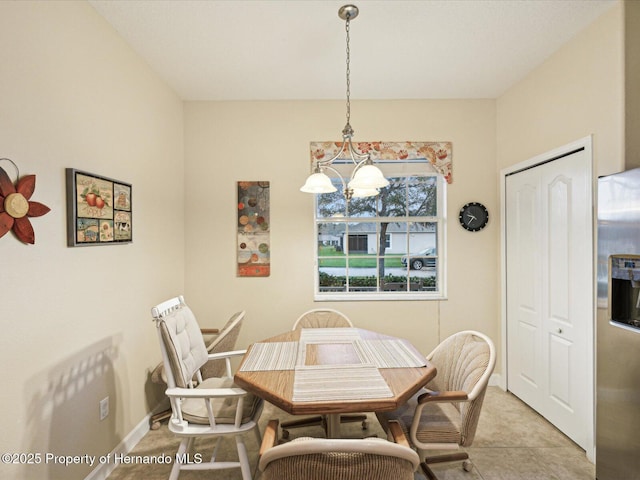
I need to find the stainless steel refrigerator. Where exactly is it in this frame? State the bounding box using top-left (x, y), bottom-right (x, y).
top-left (596, 168), bottom-right (640, 480)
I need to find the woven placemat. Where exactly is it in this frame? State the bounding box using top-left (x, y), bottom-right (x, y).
top-left (239, 342), bottom-right (298, 371)
top-left (353, 339), bottom-right (426, 368)
top-left (292, 364), bottom-right (393, 402)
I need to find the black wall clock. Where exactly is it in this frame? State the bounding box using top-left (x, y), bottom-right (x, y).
top-left (459, 202), bottom-right (489, 232)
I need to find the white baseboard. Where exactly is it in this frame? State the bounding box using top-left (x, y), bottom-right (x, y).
top-left (489, 372), bottom-right (502, 388)
top-left (84, 412), bottom-right (152, 480)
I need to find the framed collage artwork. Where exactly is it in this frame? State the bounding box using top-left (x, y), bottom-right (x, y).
top-left (65, 168), bottom-right (132, 246)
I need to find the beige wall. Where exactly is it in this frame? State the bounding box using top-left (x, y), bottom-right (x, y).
top-left (184, 99), bottom-right (500, 362)
top-left (625, 0), bottom-right (640, 169)
top-left (0, 2), bottom-right (184, 479)
top-left (496, 1), bottom-right (624, 176)
top-left (0, 0), bottom-right (627, 479)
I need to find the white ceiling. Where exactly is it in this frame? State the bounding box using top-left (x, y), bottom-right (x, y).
top-left (88, 0), bottom-right (616, 101)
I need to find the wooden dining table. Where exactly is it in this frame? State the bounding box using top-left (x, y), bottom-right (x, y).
top-left (234, 327), bottom-right (436, 438)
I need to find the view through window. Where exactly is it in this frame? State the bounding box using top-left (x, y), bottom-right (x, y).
top-left (315, 170), bottom-right (446, 300)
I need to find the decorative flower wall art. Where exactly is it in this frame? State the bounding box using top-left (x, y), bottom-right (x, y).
top-left (0, 158), bottom-right (51, 245)
top-left (237, 181), bottom-right (270, 277)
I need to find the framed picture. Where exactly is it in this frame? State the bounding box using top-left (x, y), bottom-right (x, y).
top-left (65, 168), bottom-right (132, 246)
top-left (237, 181), bottom-right (270, 277)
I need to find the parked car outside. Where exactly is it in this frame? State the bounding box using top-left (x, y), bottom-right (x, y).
top-left (401, 247), bottom-right (436, 270)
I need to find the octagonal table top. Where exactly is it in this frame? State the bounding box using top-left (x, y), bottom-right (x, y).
top-left (234, 327), bottom-right (436, 417)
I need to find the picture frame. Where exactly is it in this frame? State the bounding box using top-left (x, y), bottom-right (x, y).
top-left (65, 168), bottom-right (132, 246)
top-left (237, 181), bottom-right (270, 277)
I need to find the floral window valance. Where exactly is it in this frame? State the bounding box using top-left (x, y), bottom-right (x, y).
top-left (309, 141), bottom-right (453, 183)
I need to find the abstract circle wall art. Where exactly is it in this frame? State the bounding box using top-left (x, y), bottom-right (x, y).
top-left (237, 181), bottom-right (270, 277)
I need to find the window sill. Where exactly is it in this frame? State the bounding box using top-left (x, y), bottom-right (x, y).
top-left (314, 292), bottom-right (446, 302)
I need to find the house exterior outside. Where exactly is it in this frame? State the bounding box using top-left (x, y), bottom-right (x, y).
top-left (319, 222), bottom-right (436, 255)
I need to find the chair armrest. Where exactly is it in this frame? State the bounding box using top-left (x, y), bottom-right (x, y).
top-left (200, 328), bottom-right (220, 335)
top-left (417, 390), bottom-right (468, 404)
top-left (259, 419), bottom-right (280, 457)
top-left (207, 349), bottom-right (247, 361)
top-left (388, 420), bottom-right (411, 448)
top-left (165, 386), bottom-right (248, 399)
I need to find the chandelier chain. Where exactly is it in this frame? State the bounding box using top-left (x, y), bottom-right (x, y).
top-left (300, 5), bottom-right (390, 200)
top-left (344, 15), bottom-right (351, 132)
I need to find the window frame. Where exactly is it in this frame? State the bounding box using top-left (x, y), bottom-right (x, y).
top-left (313, 172), bottom-right (447, 301)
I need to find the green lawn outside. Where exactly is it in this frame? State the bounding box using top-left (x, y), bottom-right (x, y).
top-left (318, 246), bottom-right (404, 268)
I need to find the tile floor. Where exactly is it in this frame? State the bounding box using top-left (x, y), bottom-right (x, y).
top-left (106, 387), bottom-right (594, 480)
top-left (434, 387), bottom-right (594, 480)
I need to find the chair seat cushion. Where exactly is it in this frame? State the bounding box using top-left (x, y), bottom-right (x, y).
top-left (181, 377), bottom-right (263, 425)
top-left (377, 390), bottom-right (462, 445)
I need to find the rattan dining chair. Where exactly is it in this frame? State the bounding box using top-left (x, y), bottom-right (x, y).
top-left (200, 310), bottom-right (245, 378)
top-left (376, 330), bottom-right (496, 480)
top-left (259, 419), bottom-right (419, 480)
top-left (281, 308), bottom-right (368, 439)
top-left (291, 308), bottom-right (353, 330)
top-left (151, 295), bottom-right (263, 480)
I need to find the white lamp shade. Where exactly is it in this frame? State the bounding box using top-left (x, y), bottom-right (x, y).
top-left (348, 164), bottom-right (390, 189)
top-left (300, 171), bottom-right (337, 193)
top-left (351, 187), bottom-right (379, 198)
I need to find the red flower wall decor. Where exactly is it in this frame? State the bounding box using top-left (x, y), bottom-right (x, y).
top-left (0, 161), bottom-right (51, 245)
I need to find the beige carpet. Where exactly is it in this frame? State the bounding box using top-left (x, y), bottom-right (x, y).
top-left (106, 402), bottom-right (384, 480)
top-left (106, 387), bottom-right (595, 480)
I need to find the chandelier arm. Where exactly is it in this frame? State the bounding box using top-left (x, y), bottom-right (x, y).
top-left (349, 154), bottom-right (371, 179)
top-left (346, 138), bottom-right (369, 162)
top-left (315, 140), bottom-right (348, 167)
top-left (320, 164), bottom-right (352, 199)
top-left (315, 135), bottom-right (369, 171)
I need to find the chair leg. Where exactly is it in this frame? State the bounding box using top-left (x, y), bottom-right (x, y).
top-left (420, 462), bottom-right (439, 480)
top-left (252, 425), bottom-right (263, 473)
top-left (150, 408), bottom-right (172, 430)
top-left (338, 413), bottom-right (368, 429)
top-left (210, 437), bottom-right (221, 462)
top-left (281, 415), bottom-right (324, 438)
top-left (236, 435), bottom-right (252, 480)
top-left (421, 452), bottom-right (472, 479)
top-left (253, 424), bottom-right (262, 448)
top-left (169, 438), bottom-right (190, 480)
top-left (424, 452), bottom-right (469, 465)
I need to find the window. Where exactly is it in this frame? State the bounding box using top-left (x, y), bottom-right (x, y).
top-left (314, 168), bottom-right (446, 300)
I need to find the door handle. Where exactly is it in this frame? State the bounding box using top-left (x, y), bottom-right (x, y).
top-left (557, 328), bottom-right (563, 334)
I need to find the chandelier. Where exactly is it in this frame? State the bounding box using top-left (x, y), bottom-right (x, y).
top-left (300, 4), bottom-right (389, 201)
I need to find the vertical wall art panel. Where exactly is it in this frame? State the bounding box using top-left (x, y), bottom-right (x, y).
top-left (237, 181), bottom-right (270, 277)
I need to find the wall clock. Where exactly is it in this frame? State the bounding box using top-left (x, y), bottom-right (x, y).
top-left (459, 202), bottom-right (489, 232)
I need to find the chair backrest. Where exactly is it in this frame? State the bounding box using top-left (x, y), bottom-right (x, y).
top-left (152, 296), bottom-right (209, 389)
top-left (200, 310), bottom-right (245, 379)
top-left (426, 330), bottom-right (496, 445)
top-left (292, 308), bottom-right (353, 330)
top-left (259, 437), bottom-right (419, 479)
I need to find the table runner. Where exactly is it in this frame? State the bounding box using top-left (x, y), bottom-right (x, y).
top-left (292, 364), bottom-right (393, 402)
top-left (238, 342), bottom-right (298, 371)
top-left (353, 339), bottom-right (427, 368)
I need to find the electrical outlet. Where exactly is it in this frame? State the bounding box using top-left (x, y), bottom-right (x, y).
top-left (99, 396), bottom-right (109, 421)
